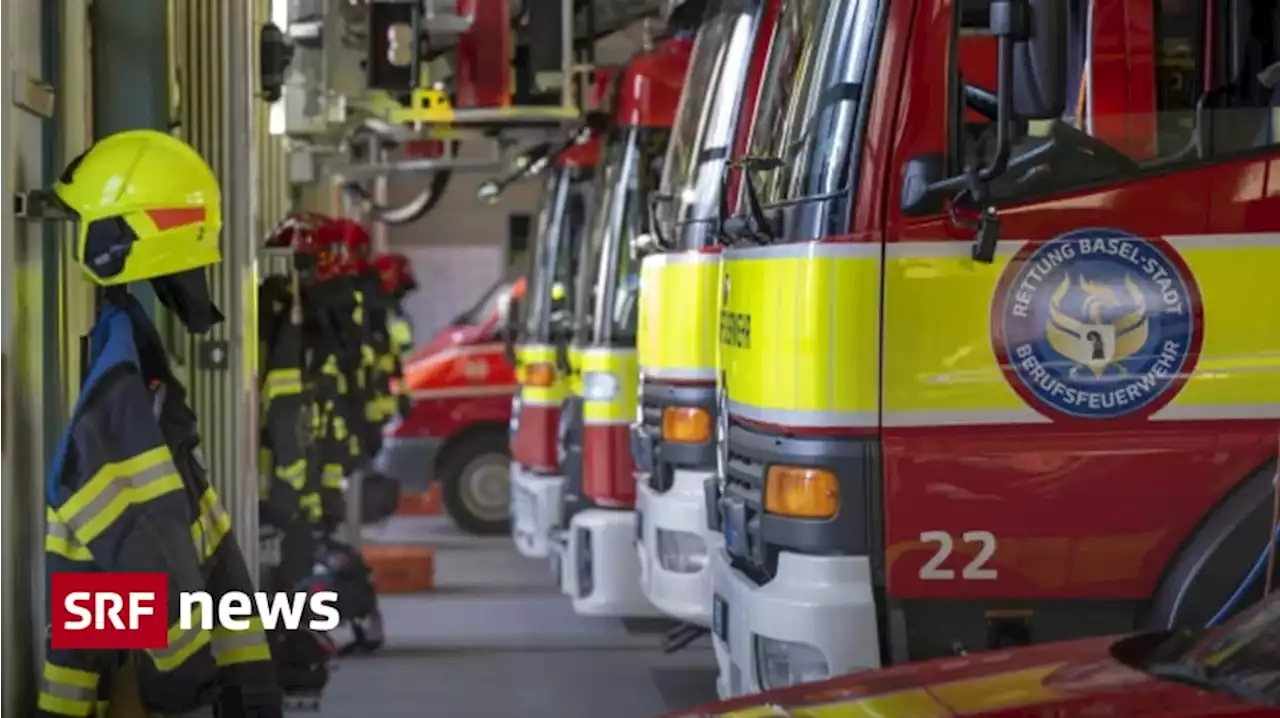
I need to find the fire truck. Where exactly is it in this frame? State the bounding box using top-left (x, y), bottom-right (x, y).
top-left (631, 0), bottom-right (779, 636)
top-left (508, 129), bottom-right (602, 557)
top-left (379, 119), bottom-right (609, 537)
top-left (708, 0), bottom-right (1280, 699)
top-left (548, 36), bottom-right (695, 617)
top-left (376, 275), bottom-right (524, 534)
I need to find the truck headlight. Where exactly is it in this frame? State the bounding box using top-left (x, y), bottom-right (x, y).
top-left (656, 529), bottom-right (707, 574)
top-left (754, 636), bottom-right (830, 690)
top-left (581, 371), bottom-right (620, 401)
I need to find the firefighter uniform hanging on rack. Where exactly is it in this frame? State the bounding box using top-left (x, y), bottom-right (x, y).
top-left (258, 215), bottom-right (315, 531)
top-left (371, 253), bottom-right (415, 421)
top-left (380, 253), bottom-right (418, 417)
top-left (290, 217), bottom-right (387, 654)
top-left (296, 223), bottom-right (359, 528)
top-left (327, 220), bottom-right (386, 468)
top-left (258, 214), bottom-right (337, 702)
top-left (38, 129), bottom-right (281, 718)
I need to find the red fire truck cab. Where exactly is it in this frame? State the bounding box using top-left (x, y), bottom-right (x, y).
top-left (707, 0), bottom-right (1279, 700)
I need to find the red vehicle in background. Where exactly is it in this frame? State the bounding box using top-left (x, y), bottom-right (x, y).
top-left (673, 593), bottom-right (1280, 717)
top-left (375, 275), bottom-right (524, 534)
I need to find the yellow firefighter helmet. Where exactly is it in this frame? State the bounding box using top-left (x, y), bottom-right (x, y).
top-left (53, 129), bottom-right (222, 285)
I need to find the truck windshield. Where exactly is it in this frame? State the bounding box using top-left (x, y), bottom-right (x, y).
top-left (735, 0), bottom-right (884, 243)
top-left (520, 166), bottom-right (590, 340)
top-left (573, 127), bottom-right (668, 346)
top-left (656, 0), bottom-right (762, 250)
top-left (452, 276), bottom-right (511, 327)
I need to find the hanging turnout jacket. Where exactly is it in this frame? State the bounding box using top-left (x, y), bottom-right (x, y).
top-left (40, 296), bottom-right (280, 718)
top-left (258, 276), bottom-right (308, 524)
top-left (352, 270), bottom-right (397, 451)
top-left (302, 280), bottom-right (361, 525)
top-left (386, 299), bottom-right (415, 417)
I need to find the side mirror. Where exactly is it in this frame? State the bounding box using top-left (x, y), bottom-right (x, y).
top-left (495, 288), bottom-right (514, 326)
top-left (899, 0), bottom-right (1068, 263)
top-left (496, 290), bottom-right (520, 364)
top-left (630, 232), bottom-right (661, 258)
top-left (517, 143), bottom-right (554, 171)
top-left (476, 180), bottom-right (501, 204)
top-left (1006, 0), bottom-right (1068, 120)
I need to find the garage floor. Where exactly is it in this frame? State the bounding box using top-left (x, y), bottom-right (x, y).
top-left (315, 516), bottom-right (719, 717)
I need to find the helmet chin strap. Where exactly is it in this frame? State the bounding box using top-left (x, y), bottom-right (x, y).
top-left (151, 268), bottom-right (225, 334)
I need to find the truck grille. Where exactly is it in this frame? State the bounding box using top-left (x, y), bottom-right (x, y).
top-left (638, 401), bottom-right (666, 489)
top-left (721, 430), bottom-right (772, 581)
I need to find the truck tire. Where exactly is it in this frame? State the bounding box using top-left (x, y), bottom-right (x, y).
top-left (440, 432), bottom-right (512, 535)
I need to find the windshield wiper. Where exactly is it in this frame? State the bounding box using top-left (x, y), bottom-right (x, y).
top-left (1146, 661), bottom-right (1276, 705)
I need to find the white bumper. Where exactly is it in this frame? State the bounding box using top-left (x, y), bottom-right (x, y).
top-left (509, 462), bottom-right (565, 559)
top-left (636, 469), bottom-right (720, 626)
top-left (710, 548), bottom-right (881, 700)
top-left (560, 508), bottom-right (661, 618)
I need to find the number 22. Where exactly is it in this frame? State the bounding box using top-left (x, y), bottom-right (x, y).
top-left (918, 530), bottom-right (998, 580)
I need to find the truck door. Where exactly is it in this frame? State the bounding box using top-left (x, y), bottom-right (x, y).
top-left (882, 0), bottom-right (1280, 643)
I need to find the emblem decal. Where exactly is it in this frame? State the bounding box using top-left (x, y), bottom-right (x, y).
top-left (995, 228), bottom-right (1201, 419)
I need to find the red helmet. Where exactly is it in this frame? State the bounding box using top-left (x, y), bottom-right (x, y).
top-left (374, 253), bottom-right (417, 296)
top-left (393, 253), bottom-right (417, 294)
top-left (318, 218), bottom-right (372, 275)
top-left (264, 212), bottom-right (327, 248)
top-left (374, 254), bottom-right (400, 294)
top-left (265, 212), bottom-right (345, 281)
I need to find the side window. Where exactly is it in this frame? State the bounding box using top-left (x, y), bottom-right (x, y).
top-left (610, 130), bottom-right (667, 342)
top-left (950, 0), bottom-right (1280, 204)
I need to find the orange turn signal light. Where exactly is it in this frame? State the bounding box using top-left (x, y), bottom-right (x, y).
top-left (525, 362), bottom-right (556, 388)
top-left (662, 406), bottom-right (711, 444)
top-left (764, 466), bottom-right (838, 519)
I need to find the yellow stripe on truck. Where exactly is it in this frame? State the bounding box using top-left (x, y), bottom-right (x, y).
top-left (882, 243), bottom-right (1034, 424)
top-left (882, 236), bottom-right (1280, 426)
top-left (578, 347), bottom-right (638, 425)
top-left (720, 243), bottom-right (881, 428)
top-left (516, 343), bottom-right (568, 406)
top-left (717, 688), bottom-right (950, 718)
top-left (1152, 235), bottom-right (1280, 419)
top-left (925, 664), bottom-right (1065, 713)
top-left (715, 664), bottom-right (1066, 718)
top-left (638, 251), bottom-right (720, 381)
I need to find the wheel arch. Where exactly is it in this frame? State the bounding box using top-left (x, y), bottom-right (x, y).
top-left (1145, 456), bottom-right (1279, 630)
top-left (433, 420), bottom-right (511, 478)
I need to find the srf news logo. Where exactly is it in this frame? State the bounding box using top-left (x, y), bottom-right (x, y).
top-left (51, 573), bottom-right (341, 650)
